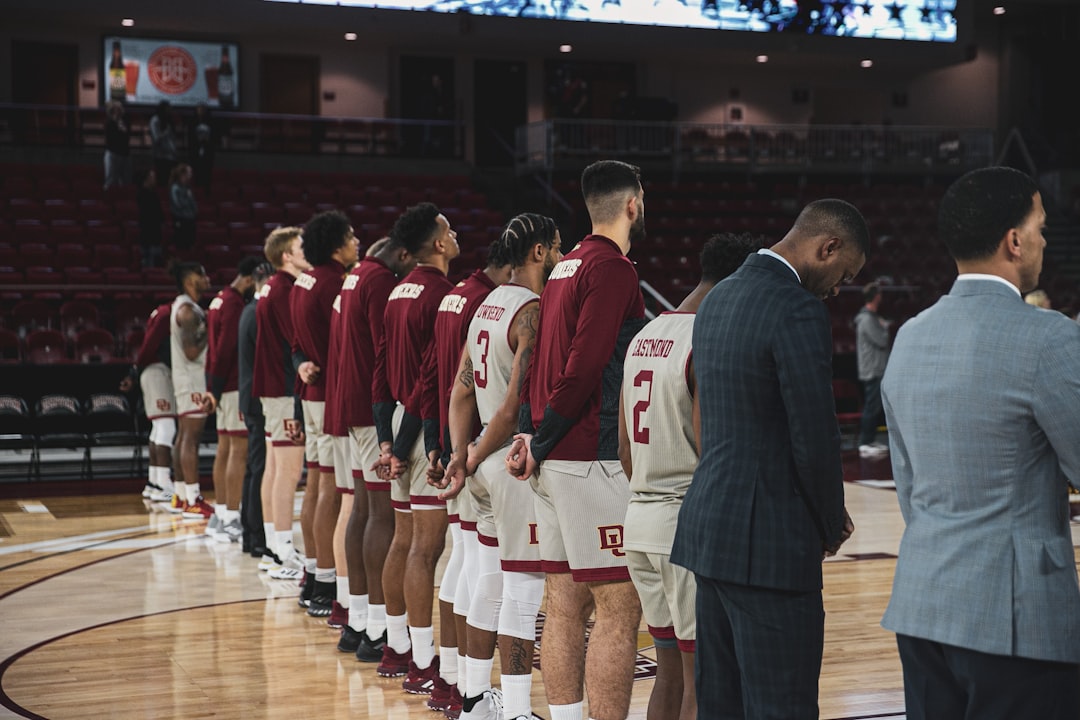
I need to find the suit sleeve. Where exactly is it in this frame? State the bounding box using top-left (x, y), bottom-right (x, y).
top-left (1032, 320), bottom-right (1080, 489)
top-left (880, 373), bottom-right (913, 522)
top-left (773, 297), bottom-right (846, 548)
top-left (530, 258), bottom-right (641, 463)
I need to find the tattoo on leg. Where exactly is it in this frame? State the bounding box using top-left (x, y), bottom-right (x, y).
top-left (509, 638), bottom-right (532, 674)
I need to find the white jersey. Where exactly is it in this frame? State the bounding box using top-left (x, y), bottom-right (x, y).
top-left (467, 283), bottom-right (539, 434)
top-left (169, 294), bottom-right (207, 396)
top-left (621, 312), bottom-right (696, 554)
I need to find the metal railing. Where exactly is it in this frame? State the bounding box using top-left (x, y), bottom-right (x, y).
top-left (515, 120), bottom-right (995, 176)
top-left (0, 103), bottom-right (465, 160)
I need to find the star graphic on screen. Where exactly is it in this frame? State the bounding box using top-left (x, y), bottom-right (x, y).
top-left (887, 1), bottom-right (902, 20)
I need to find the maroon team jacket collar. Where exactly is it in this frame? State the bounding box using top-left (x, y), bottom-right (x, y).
top-left (470, 268), bottom-right (498, 290)
top-left (581, 234), bottom-right (623, 255)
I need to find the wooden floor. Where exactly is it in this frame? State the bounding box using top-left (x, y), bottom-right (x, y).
top-left (0, 454), bottom-right (1076, 720)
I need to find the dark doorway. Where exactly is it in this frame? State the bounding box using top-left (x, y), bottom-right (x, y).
top-left (12, 41), bottom-right (77, 105)
top-left (259, 54), bottom-right (319, 115)
top-left (474, 60), bottom-right (526, 167)
top-left (400, 56), bottom-right (455, 157)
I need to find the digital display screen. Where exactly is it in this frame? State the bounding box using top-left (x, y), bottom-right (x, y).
top-left (103, 37), bottom-right (240, 107)
top-left (265, 0), bottom-right (956, 42)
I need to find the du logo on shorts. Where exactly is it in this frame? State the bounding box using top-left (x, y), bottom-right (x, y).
top-left (598, 524), bottom-right (625, 557)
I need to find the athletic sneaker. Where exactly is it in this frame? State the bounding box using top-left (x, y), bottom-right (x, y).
top-left (204, 513), bottom-right (221, 536)
top-left (356, 629), bottom-right (387, 663)
top-left (268, 564), bottom-right (302, 580)
top-left (327, 600), bottom-right (347, 629)
top-left (297, 571), bottom-right (314, 607)
top-left (460, 689), bottom-right (503, 720)
top-left (376, 644), bottom-right (412, 677)
top-left (337, 625), bottom-right (362, 653)
top-left (858, 443), bottom-right (889, 458)
top-left (427, 676), bottom-right (457, 712)
top-left (216, 518), bottom-right (243, 544)
top-left (149, 487), bottom-right (174, 503)
top-left (306, 581), bottom-right (336, 618)
top-left (443, 684), bottom-right (464, 720)
top-left (182, 496), bottom-right (214, 519)
top-left (257, 554), bottom-right (280, 572)
top-left (402, 655), bottom-right (440, 694)
top-left (167, 494), bottom-right (188, 514)
top-left (142, 483), bottom-right (160, 499)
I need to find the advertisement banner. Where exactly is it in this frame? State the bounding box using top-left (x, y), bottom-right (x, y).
top-left (103, 37), bottom-right (239, 107)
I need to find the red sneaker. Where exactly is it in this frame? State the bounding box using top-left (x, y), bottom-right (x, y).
top-left (427, 676), bottom-right (455, 711)
top-left (327, 600), bottom-right (348, 629)
top-left (443, 684), bottom-right (463, 720)
top-left (182, 496), bottom-right (214, 519)
top-left (168, 493), bottom-right (188, 515)
top-left (402, 655), bottom-right (440, 694)
top-left (376, 645), bottom-right (412, 678)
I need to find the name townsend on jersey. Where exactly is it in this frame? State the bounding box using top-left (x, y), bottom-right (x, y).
top-left (389, 283), bottom-right (425, 301)
top-left (473, 304), bottom-right (505, 322)
top-left (630, 337), bottom-right (675, 358)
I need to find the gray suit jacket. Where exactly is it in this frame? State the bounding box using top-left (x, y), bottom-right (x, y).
top-left (671, 253), bottom-right (846, 593)
top-left (881, 277), bottom-right (1080, 663)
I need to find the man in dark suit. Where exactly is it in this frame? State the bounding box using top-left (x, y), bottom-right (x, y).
top-left (671, 199), bottom-right (869, 719)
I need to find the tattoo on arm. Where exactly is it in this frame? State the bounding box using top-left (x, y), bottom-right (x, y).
top-left (513, 304), bottom-right (539, 394)
top-left (458, 356), bottom-right (474, 390)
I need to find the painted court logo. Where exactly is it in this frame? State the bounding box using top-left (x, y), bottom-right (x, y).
top-left (147, 46), bottom-right (197, 95)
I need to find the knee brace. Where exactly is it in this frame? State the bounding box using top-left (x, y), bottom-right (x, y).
top-left (438, 523), bottom-right (464, 604)
top-left (150, 417), bottom-right (176, 448)
top-left (453, 530), bottom-right (479, 617)
top-left (466, 544), bottom-right (504, 632)
top-left (498, 570), bottom-right (544, 641)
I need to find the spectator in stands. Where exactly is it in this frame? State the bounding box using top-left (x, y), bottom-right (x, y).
top-left (854, 282), bottom-right (891, 458)
top-left (103, 101), bottom-right (131, 190)
top-left (1024, 289), bottom-right (1051, 309)
top-left (149, 100), bottom-right (178, 188)
top-left (169, 164), bottom-right (198, 252)
top-left (188, 103), bottom-right (215, 194)
top-left (137, 169), bottom-right (165, 268)
top-left (239, 261), bottom-right (275, 557)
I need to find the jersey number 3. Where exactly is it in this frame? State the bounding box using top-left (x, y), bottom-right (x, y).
top-left (473, 330), bottom-right (490, 389)
top-left (632, 370), bottom-right (653, 444)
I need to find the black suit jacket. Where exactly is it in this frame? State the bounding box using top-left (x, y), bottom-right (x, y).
top-left (671, 253), bottom-right (845, 592)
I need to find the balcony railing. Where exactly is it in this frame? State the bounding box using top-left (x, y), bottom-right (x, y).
top-left (0, 103), bottom-right (465, 160)
top-left (515, 120), bottom-right (995, 176)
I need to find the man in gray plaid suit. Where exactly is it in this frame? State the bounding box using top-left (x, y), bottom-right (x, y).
top-left (881, 166), bottom-right (1080, 718)
top-left (671, 199), bottom-right (868, 719)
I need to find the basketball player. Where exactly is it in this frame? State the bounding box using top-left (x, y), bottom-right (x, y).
top-left (119, 302), bottom-right (175, 504)
top-left (506, 160), bottom-right (648, 720)
top-left (440, 213), bottom-right (562, 720)
top-left (169, 262), bottom-right (216, 520)
top-left (376, 202), bottom-right (459, 686)
top-left (334, 234), bottom-right (420, 660)
top-left (252, 227), bottom-right (312, 578)
top-left (205, 257), bottom-right (260, 542)
top-left (290, 211), bottom-right (359, 615)
top-left (618, 233), bottom-right (761, 720)
top-left (424, 239), bottom-right (511, 713)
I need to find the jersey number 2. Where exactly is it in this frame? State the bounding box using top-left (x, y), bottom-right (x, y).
top-left (632, 370), bottom-right (653, 444)
top-left (474, 330), bottom-right (490, 389)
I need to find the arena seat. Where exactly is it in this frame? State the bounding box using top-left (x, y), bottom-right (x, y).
top-left (75, 329), bottom-right (115, 363)
top-left (26, 329), bottom-right (70, 364)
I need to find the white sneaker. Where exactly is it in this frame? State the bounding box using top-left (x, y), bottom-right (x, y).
top-left (462, 689), bottom-right (503, 720)
top-left (859, 444), bottom-right (888, 458)
top-left (215, 518), bottom-right (243, 544)
top-left (149, 488), bottom-right (174, 503)
top-left (142, 484), bottom-right (159, 499)
top-left (204, 513), bottom-right (222, 537)
top-left (268, 565), bottom-right (303, 580)
top-left (257, 555), bottom-right (278, 572)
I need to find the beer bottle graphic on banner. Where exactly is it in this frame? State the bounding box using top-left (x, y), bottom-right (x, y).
top-left (217, 46), bottom-right (234, 108)
top-left (109, 41), bottom-right (126, 102)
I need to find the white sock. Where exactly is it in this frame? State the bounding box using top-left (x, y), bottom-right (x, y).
top-left (348, 593), bottom-right (368, 632)
top-left (264, 523), bottom-right (276, 553)
top-left (147, 466), bottom-right (156, 487)
top-left (439, 646), bottom-right (458, 685)
top-left (409, 626), bottom-right (435, 669)
top-left (223, 509), bottom-right (240, 524)
top-left (465, 656), bottom-right (494, 698)
top-left (386, 613), bottom-right (411, 653)
top-left (502, 673), bottom-right (533, 719)
top-left (367, 604), bottom-right (387, 639)
top-left (549, 702), bottom-right (583, 720)
top-left (214, 503), bottom-right (226, 519)
top-left (175, 481), bottom-right (188, 504)
top-left (457, 651), bottom-right (468, 696)
top-left (156, 467), bottom-right (175, 491)
top-left (337, 576), bottom-right (350, 605)
top-left (185, 483), bottom-right (200, 504)
top-left (315, 567), bottom-right (335, 583)
top-left (275, 531), bottom-right (294, 559)
top-left (305, 558), bottom-right (318, 574)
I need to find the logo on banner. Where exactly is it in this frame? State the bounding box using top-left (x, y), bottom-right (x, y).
top-left (148, 46), bottom-right (197, 95)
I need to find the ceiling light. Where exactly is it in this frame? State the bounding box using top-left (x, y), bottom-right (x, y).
top-left (121, 18), bottom-right (135, 27)
top-left (860, 59), bottom-right (873, 68)
top-left (559, 44), bottom-right (572, 53)
top-left (992, 6), bottom-right (1006, 15)
top-left (756, 55), bottom-right (768, 63)
top-left (344, 32), bottom-right (358, 40)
